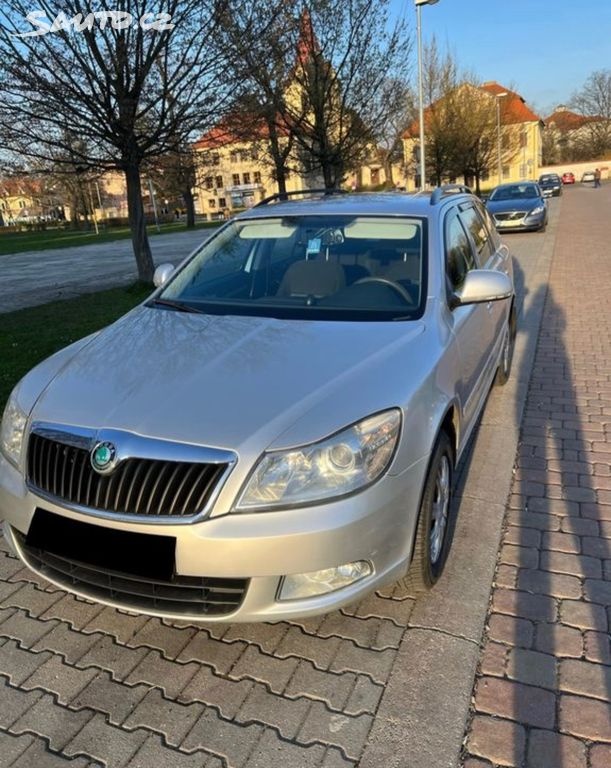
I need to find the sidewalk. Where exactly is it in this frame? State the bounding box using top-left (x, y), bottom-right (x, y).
top-left (463, 187), bottom-right (611, 766)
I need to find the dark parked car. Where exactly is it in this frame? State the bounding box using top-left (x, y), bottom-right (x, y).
top-left (486, 182), bottom-right (548, 233)
top-left (538, 173), bottom-right (562, 197)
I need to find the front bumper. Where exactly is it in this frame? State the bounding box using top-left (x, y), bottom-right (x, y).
top-left (493, 211), bottom-right (546, 232)
top-left (0, 450), bottom-right (428, 622)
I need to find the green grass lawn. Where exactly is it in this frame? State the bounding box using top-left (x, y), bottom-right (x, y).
top-left (0, 283), bottom-right (152, 409)
top-left (0, 220), bottom-right (218, 256)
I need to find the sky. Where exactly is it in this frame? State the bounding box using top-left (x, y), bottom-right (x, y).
top-left (390, 0), bottom-right (611, 118)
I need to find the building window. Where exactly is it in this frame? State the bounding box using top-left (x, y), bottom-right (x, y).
top-left (232, 173), bottom-right (240, 186)
top-left (208, 199), bottom-right (216, 208)
top-left (240, 150), bottom-right (249, 162)
top-left (218, 197), bottom-right (226, 208)
top-left (204, 176), bottom-right (213, 189)
top-left (215, 175), bottom-right (223, 188)
top-left (251, 147), bottom-right (259, 161)
top-left (230, 150), bottom-right (238, 163)
top-left (254, 171), bottom-right (261, 184)
top-left (212, 152), bottom-right (220, 166)
top-left (502, 166), bottom-right (510, 179)
top-left (243, 172), bottom-right (251, 185)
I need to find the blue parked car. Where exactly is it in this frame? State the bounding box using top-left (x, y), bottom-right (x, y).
top-left (486, 182), bottom-right (548, 233)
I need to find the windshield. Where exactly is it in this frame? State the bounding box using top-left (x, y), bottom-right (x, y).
top-left (490, 184), bottom-right (540, 201)
top-left (157, 215), bottom-right (426, 321)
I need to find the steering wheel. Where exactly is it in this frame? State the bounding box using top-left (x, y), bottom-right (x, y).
top-left (354, 277), bottom-right (414, 305)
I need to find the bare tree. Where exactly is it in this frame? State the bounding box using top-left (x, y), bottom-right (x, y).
top-left (571, 70), bottom-right (611, 157)
top-left (0, 1), bottom-right (234, 282)
top-left (219, 1), bottom-right (302, 197)
top-left (373, 77), bottom-right (415, 187)
top-left (284, 0), bottom-right (410, 188)
top-left (410, 40), bottom-right (460, 186)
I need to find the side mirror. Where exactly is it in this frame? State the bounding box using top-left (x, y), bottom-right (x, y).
top-left (451, 269), bottom-right (513, 309)
top-left (153, 263), bottom-right (175, 288)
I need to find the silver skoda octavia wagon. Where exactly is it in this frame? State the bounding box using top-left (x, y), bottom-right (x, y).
top-left (0, 186), bottom-right (515, 622)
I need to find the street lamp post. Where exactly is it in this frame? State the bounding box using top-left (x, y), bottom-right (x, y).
top-left (415, 0), bottom-right (439, 192)
top-left (496, 92), bottom-right (508, 185)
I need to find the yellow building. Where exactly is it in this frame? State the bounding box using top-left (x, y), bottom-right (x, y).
top-left (192, 126), bottom-right (309, 219)
top-left (0, 177), bottom-right (43, 225)
top-left (402, 81), bottom-right (543, 189)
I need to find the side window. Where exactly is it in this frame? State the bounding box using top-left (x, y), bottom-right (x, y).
top-left (445, 213), bottom-right (475, 292)
top-left (474, 199), bottom-right (501, 251)
top-left (459, 206), bottom-right (494, 266)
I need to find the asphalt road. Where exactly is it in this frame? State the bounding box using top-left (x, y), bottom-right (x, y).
top-left (0, 192), bottom-right (570, 767)
top-left (0, 228), bottom-right (213, 314)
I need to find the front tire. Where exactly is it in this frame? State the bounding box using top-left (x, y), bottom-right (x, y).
top-left (401, 432), bottom-right (453, 595)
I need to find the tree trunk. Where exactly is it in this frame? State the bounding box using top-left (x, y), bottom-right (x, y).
top-left (183, 186), bottom-right (195, 228)
top-left (124, 164), bottom-right (155, 283)
top-left (274, 162), bottom-right (288, 197)
top-left (70, 191), bottom-right (80, 230)
top-left (322, 161), bottom-right (335, 189)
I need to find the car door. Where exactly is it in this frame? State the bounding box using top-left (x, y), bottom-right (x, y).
top-left (464, 200), bottom-right (511, 359)
top-left (444, 208), bottom-right (497, 431)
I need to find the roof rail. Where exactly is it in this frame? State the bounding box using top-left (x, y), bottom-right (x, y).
top-left (430, 184), bottom-right (472, 206)
top-left (254, 188), bottom-right (348, 207)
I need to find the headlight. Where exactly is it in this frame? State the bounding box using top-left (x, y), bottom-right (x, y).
top-left (0, 389), bottom-right (28, 468)
top-left (235, 409), bottom-right (401, 511)
top-left (529, 205), bottom-right (545, 216)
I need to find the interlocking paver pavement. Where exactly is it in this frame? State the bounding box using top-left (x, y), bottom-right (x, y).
top-left (463, 185), bottom-right (611, 766)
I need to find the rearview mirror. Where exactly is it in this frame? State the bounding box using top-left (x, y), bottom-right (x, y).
top-left (451, 270), bottom-right (513, 308)
top-left (153, 263), bottom-right (175, 288)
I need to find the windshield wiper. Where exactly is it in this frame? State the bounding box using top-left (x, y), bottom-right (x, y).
top-left (148, 297), bottom-right (206, 314)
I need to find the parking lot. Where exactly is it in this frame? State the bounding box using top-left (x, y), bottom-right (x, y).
top-left (1, 188), bottom-right (607, 767)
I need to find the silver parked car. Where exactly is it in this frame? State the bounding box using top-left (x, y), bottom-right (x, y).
top-left (0, 186), bottom-right (515, 622)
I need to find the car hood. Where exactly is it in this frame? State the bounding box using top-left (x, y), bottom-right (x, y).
top-left (487, 198), bottom-right (543, 214)
top-left (30, 306), bottom-right (426, 455)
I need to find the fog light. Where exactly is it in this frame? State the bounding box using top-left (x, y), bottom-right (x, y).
top-left (279, 561), bottom-right (372, 600)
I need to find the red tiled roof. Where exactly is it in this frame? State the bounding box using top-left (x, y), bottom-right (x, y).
top-left (0, 176), bottom-right (42, 196)
top-left (544, 108), bottom-right (598, 132)
top-left (403, 81), bottom-right (542, 138)
top-left (193, 118), bottom-right (290, 150)
top-left (192, 125), bottom-right (244, 150)
top-left (480, 82), bottom-right (542, 124)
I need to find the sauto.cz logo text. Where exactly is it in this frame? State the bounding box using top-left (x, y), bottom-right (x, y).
top-left (12, 9), bottom-right (175, 37)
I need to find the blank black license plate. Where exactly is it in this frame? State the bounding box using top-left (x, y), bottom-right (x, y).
top-left (26, 508), bottom-right (176, 581)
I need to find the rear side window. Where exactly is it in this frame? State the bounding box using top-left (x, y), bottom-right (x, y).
top-left (475, 200), bottom-right (501, 252)
top-left (459, 206), bottom-right (494, 266)
top-left (445, 213), bottom-right (475, 291)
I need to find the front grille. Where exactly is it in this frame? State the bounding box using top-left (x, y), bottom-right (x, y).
top-left (18, 533), bottom-right (248, 617)
top-left (27, 432), bottom-right (227, 518)
top-left (494, 212), bottom-right (524, 222)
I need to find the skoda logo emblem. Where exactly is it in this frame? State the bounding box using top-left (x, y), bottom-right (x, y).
top-left (91, 441), bottom-right (117, 474)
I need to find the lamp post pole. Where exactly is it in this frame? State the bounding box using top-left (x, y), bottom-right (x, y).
top-left (415, 0), bottom-right (439, 192)
top-left (496, 92), bottom-right (508, 185)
